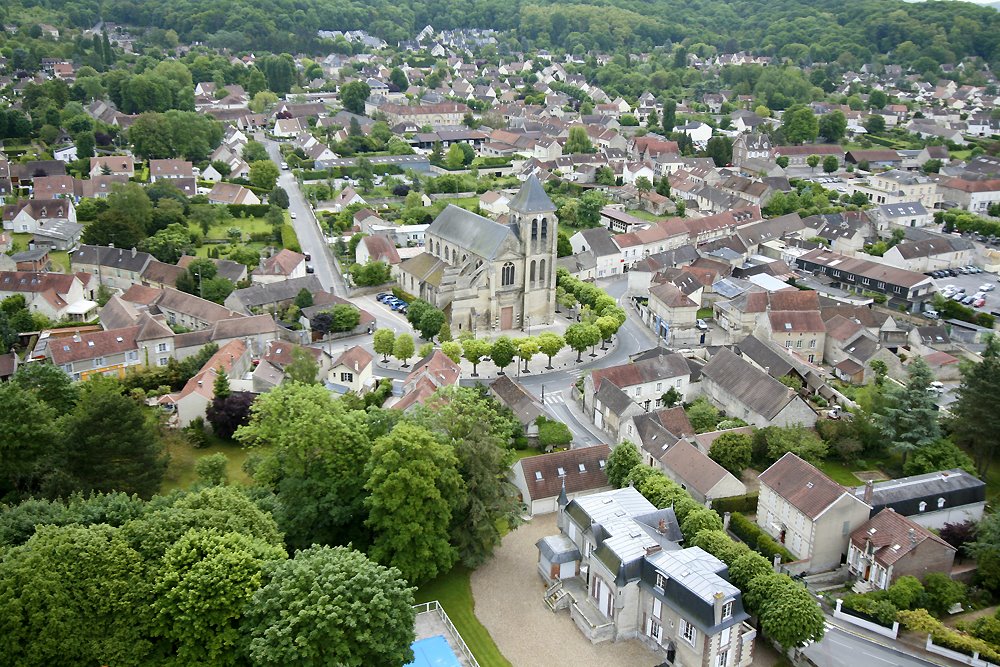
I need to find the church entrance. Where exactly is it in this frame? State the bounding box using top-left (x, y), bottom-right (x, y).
top-left (500, 306), bottom-right (513, 330)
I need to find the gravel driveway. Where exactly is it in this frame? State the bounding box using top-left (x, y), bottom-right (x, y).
top-left (470, 513), bottom-right (660, 667)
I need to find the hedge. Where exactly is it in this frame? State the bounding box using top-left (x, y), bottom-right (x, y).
top-left (898, 609), bottom-right (1000, 663)
top-left (280, 225), bottom-right (301, 253)
top-left (227, 204), bottom-right (272, 217)
top-left (728, 512), bottom-right (795, 563)
top-left (711, 493), bottom-right (759, 515)
top-left (392, 287), bottom-right (416, 303)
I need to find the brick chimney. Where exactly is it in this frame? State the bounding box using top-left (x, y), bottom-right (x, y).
top-left (863, 480), bottom-right (874, 504)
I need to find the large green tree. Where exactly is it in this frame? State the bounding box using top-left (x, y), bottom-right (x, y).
top-left (244, 545), bottom-right (416, 666)
top-left (0, 381), bottom-right (59, 500)
top-left (236, 384), bottom-right (372, 549)
top-left (878, 357), bottom-right (941, 467)
top-left (781, 104), bottom-right (819, 144)
top-left (606, 441), bottom-right (642, 488)
top-left (339, 81), bottom-right (371, 115)
top-left (950, 334), bottom-right (1000, 476)
top-left (364, 422), bottom-right (465, 582)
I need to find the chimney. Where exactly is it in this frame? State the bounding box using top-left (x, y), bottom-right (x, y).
top-left (131, 247), bottom-right (137, 257)
top-left (658, 518), bottom-right (667, 534)
top-left (713, 591), bottom-right (725, 625)
top-left (863, 480), bottom-right (874, 504)
top-left (908, 528), bottom-right (917, 545)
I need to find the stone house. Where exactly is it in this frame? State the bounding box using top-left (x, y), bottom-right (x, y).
top-left (847, 509), bottom-right (956, 591)
top-left (510, 445), bottom-right (610, 515)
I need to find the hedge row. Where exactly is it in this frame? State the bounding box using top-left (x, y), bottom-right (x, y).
top-left (280, 225), bottom-right (301, 253)
top-left (898, 609), bottom-right (1000, 664)
top-left (710, 493), bottom-right (759, 515)
top-left (227, 204), bottom-right (272, 217)
top-left (728, 512), bottom-right (795, 563)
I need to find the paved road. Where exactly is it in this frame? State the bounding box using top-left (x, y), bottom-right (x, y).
top-left (803, 623), bottom-right (942, 667)
top-left (263, 138), bottom-right (345, 296)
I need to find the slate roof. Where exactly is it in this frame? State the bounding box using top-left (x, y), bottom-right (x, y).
top-left (577, 227), bottom-right (620, 258)
top-left (661, 440), bottom-right (739, 497)
top-left (701, 348), bottom-right (797, 420)
top-left (489, 375), bottom-right (546, 425)
top-left (517, 444), bottom-right (611, 501)
top-left (854, 469), bottom-right (985, 516)
top-left (71, 245), bottom-right (152, 274)
top-left (228, 275), bottom-right (323, 310)
top-left (507, 174), bottom-right (555, 213)
top-left (759, 452), bottom-right (860, 520)
top-left (427, 205), bottom-right (517, 261)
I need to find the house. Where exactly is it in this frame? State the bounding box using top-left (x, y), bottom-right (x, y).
top-left (879, 235), bottom-right (975, 273)
top-left (11, 248), bottom-right (50, 272)
top-left (700, 348), bottom-right (817, 429)
top-left (3, 199), bottom-right (77, 233)
top-left (45, 318), bottom-right (161, 380)
top-left (847, 509), bottom-right (956, 592)
top-left (251, 249), bottom-right (307, 284)
top-left (760, 309), bottom-right (826, 364)
top-left (874, 202), bottom-right (932, 231)
top-left (510, 445), bottom-right (610, 515)
top-left (329, 345), bottom-right (374, 393)
top-left (479, 190), bottom-right (510, 216)
top-left (158, 339), bottom-right (251, 428)
top-left (583, 353), bottom-right (692, 425)
top-left (757, 453), bottom-right (872, 572)
top-left (854, 469), bottom-right (986, 530)
top-left (355, 235), bottom-right (401, 272)
top-left (260, 340), bottom-right (330, 385)
top-left (0, 271), bottom-right (94, 321)
top-left (89, 155), bottom-right (135, 178)
top-left (538, 487), bottom-right (756, 667)
top-left (646, 281), bottom-right (699, 343)
top-left (658, 439), bottom-right (748, 504)
top-left (330, 187), bottom-right (366, 212)
top-left (149, 159), bottom-right (194, 181)
top-left (569, 227), bottom-right (622, 278)
top-left (207, 182), bottom-right (260, 206)
top-left (225, 275), bottom-right (324, 314)
top-left (489, 374), bottom-right (548, 440)
top-left (71, 245), bottom-right (153, 291)
top-left (392, 349), bottom-right (462, 411)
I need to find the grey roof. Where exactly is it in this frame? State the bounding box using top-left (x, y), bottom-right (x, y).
top-left (879, 201), bottom-right (928, 218)
top-left (646, 547), bottom-right (738, 604)
top-left (594, 381), bottom-right (635, 417)
top-left (32, 220), bottom-right (83, 242)
top-left (536, 534), bottom-right (581, 564)
top-left (507, 174), bottom-right (555, 214)
top-left (734, 334), bottom-right (797, 378)
top-left (427, 205), bottom-right (517, 260)
top-left (71, 244), bottom-right (152, 273)
top-left (702, 347), bottom-right (797, 420)
top-left (228, 275), bottom-right (323, 310)
top-left (578, 227), bottom-right (620, 258)
top-left (856, 469), bottom-right (985, 508)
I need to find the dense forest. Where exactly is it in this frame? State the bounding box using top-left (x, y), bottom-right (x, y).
top-left (5, 0), bottom-right (1000, 68)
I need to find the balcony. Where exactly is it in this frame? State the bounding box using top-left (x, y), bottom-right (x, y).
top-left (544, 576), bottom-right (615, 644)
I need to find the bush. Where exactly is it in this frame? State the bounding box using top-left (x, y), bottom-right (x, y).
top-left (922, 572), bottom-right (966, 616)
top-left (280, 224), bottom-right (301, 252)
top-left (226, 203), bottom-right (271, 217)
top-left (184, 416), bottom-right (210, 448)
top-left (898, 609), bottom-right (1000, 663)
top-left (729, 512), bottom-right (795, 563)
top-left (842, 593), bottom-right (899, 627)
top-left (710, 493), bottom-right (759, 514)
top-left (887, 575), bottom-right (925, 611)
top-left (392, 287), bottom-right (415, 303)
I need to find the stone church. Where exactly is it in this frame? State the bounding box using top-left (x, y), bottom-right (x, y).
top-left (398, 175), bottom-right (558, 333)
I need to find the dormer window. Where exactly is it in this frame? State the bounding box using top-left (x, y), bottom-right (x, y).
top-left (937, 497), bottom-right (946, 509)
top-left (722, 600), bottom-right (734, 619)
top-left (557, 467), bottom-right (566, 477)
top-left (655, 572), bottom-right (667, 591)
top-left (919, 501), bottom-right (927, 512)
top-left (578, 463), bottom-right (586, 472)
top-left (534, 471), bottom-right (542, 481)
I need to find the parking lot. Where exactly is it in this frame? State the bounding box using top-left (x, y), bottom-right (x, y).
top-left (932, 268), bottom-right (999, 315)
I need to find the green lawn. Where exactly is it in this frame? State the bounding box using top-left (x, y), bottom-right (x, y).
top-left (816, 460), bottom-right (863, 486)
top-left (697, 307), bottom-right (714, 320)
top-left (189, 215), bottom-right (274, 241)
top-left (628, 209), bottom-right (666, 223)
top-left (160, 431), bottom-right (261, 493)
top-left (414, 566), bottom-right (511, 667)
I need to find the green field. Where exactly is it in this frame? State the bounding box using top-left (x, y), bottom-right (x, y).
top-left (188, 212), bottom-right (299, 259)
top-left (816, 460), bottom-right (864, 486)
top-left (414, 566), bottom-right (511, 667)
top-left (160, 431), bottom-right (261, 493)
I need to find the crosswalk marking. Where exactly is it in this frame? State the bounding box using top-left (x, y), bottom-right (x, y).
top-left (543, 391), bottom-right (564, 406)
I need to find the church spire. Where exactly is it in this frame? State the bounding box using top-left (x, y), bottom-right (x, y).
top-left (508, 174), bottom-right (555, 214)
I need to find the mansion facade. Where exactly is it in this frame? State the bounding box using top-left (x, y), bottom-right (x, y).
top-left (398, 175), bottom-right (558, 332)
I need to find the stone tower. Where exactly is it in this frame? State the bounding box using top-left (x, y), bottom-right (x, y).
top-left (507, 174), bottom-right (558, 326)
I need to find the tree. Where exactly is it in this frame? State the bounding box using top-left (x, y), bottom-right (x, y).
top-left (244, 545), bottom-right (415, 666)
top-left (206, 391), bottom-right (255, 440)
top-left (662, 99), bottom-right (676, 134)
top-left (595, 315), bottom-right (621, 350)
top-left (537, 332), bottom-right (565, 369)
top-left (819, 110), bottom-right (847, 142)
top-left (60, 379), bottom-right (166, 498)
top-left (242, 140), bottom-right (269, 163)
top-left (903, 438), bottom-right (974, 476)
top-left (776, 156), bottom-right (790, 169)
top-left (235, 384), bottom-right (371, 549)
top-left (754, 425), bottom-right (828, 465)
top-left (373, 328), bottom-right (395, 362)
top-left (681, 507), bottom-right (724, 541)
top-left (969, 512), bottom-right (1000, 591)
top-left (686, 397), bottom-right (721, 433)
top-left (153, 528), bottom-right (286, 664)
top-left (806, 154), bottom-right (820, 172)
top-left (365, 422), bottom-right (464, 582)
top-left (887, 576), bottom-right (925, 611)
top-left (389, 67), bottom-right (408, 91)
top-left (139, 222), bottom-right (193, 263)
top-left (922, 572), bottom-right (966, 616)
top-left (704, 136), bottom-right (733, 167)
top-left (249, 160), bottom-right (280, 190)
top-left (417, 308), bottom-right (446, 341)
top-left (462, 338), bottom-right (492, 376)
top-left (709, 432), bottom-right (752, 476)
top-left (489, 336), bottom-right (516, 374)
top-left (516, 336), bottom-right (539, 373)
top-left (75, 130), bottom-right (96, 158)
top-left (604, 443), bottom-right (644, 492)
top-left (781, 105), bottom-right (819, 144)
top-left (564, 322), bottom-right (600, 362)
top-left (12, 361), bottom-right (77, 413)
top-left (285, 347), bottom-right (320, 385)
top-left (269, 186), bottom-right (289, 209)
top-left (564, 126), bottom-right (594, 154)
top-left (340, 81), bottom-right (371, 115)
top-left (759, 580), bottom-right (825, 650)
top-left (635, 175), bottom-right (653, 200)
top-left (950, 334), bottom-right (1000, 476)
top-left (878, 356), bottom-right (940, 467)
top-left (656, 177), bottom-right (671, 198)
top-left (822, 155), bottom-right (839, 174)
top-left (0, 525), bottom-right (154, 666)
top-left (864, 114), bottom-right (886, 135)
top-left (441, 341), bottom-right (462, 364)
top-left (248, 90), bottom-right (279, 113)
top-left (661, 387), bottom-right (681, 408)
top-left (393, 333), bottom-right (415, 368)
top-left (578, 190), bottom-right (608, 227)
top-left (0, 382), bottom-right (59, 500)
top-left (410, 387), bottom-right (521, 568)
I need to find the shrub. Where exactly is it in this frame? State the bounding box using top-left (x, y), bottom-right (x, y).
top-left (280, 224), bottom-right (301, 252)
top-left (391, 287), bottom-right (415, 303)
top-left (842, 594), bottom-right (899, 627)
top-left (184, 416), bottom-right (210, 448)
top-left (899, 609), bottom-right (1000, 663)
top-left (887, 575), bottom-right (925, 611)
top-left (681, 507), bottom-right (724, 541)
top-left (922, 572), bottom-right (966, 616)
top-left (710, 493), bottom-right (759, 514)
top-left (691, 529), bottom-right (750, 565)
top-left (729, 512), bottom-right (795, 563)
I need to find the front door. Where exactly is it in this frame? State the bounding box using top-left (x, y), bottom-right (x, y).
top-left (500, 306), bottom-right (513, 330)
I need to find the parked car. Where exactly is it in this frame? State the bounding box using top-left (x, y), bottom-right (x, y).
top-left (980, 284), bottom-right (995, 292)
top-left (280, 162), bottom-right (289, 170)
top-left (827, 406), bottom-right (842, 419)
top-left (290, 212), bottom-right (297, 219)
top-left (974, 298), bottom-right (986, 308)
top-left (923, 308), bottom-right (939, 319)
top-left (304, 252), bottom-right (311, 261)
top-left (962, 295), bottom-right (977, 305)
top-left (696, 319), bottom-right (709, 331)
top-left (305, 264), bottom-right (314, 274)
top-left (929, 381), bottom-right (945, 394)
top-left (376, 292), bottom-right (392, 303)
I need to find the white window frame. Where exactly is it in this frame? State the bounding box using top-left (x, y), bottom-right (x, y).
top-left (680, 618), bottom-right (697, 646)
top-left (722, 600), bottom-right (734, 620)
top-left (655, 572), bottom-right (666, 591)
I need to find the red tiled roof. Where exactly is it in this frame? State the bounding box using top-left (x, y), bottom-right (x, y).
top-left (517, 444), bottom-right (611, 501)
top-left (850, 508), bottom-right (954, 567)
top-left (759, 452), bottom-right (858, 520)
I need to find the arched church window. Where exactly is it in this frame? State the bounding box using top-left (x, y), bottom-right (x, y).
top-left (541, 218), bottom-right (548, 239)
top-left (531, 219), bottom-right (538, 240)
top-left (539, 259), bottom-right (546, 286)
top-left (530, 260), bottom-right (536, 284)
top-left (501, 262), bottom-right (515, 286)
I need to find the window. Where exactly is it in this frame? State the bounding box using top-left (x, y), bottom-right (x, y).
top-left (157, 342), bottom-right (169, 352)
top-left (717, 649), bottom-right (730, 667)
top-left (635, 387), bottom-right (641, 397)
top-left (722, 600), bottom-right (734, 620)
top-left (680, 618), bottom-right (697, 646)
top-left (785, 340), bottom-right (793, 349)
top-left (501, 262), bottom-right (515, 286)
top-left (655, 573), bottom-right (666, 591)
top-left (649, 618), bottom-right (662, 643)
top-left (93, 357), bottom-right (105, 368)
top-left (938, 497), bottom-right (946, 509)
top-left (530, 260), bottom-right (536, 283)
top-left (919, 501), bottom-right (927, 512)
top-left (158, 357), bottom-right (168, 366)
top-left (652, 598), bottom-right (662, 619)
top-left (126, 351), bottom-right (139, 362)
top-left (796, 339), bottom-right (803, 348)
top-left (541, 218), bottom-right (548, 239)
top-left (656, 382), bottom-right (662, 391)
top-left (340, 372), bottom-right (354, 383)
top-left (531, 219), bottom-right (538, 240)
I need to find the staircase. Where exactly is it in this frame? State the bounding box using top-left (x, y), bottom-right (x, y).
top-left (544, 581), bottom-right (570, 611)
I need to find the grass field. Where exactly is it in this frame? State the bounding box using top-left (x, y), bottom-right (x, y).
top-left (160, 431), bottom-right (260, 493)
top-left (188, 215), bottom-right (274, 241)
top-left (816, 460), bottom-right (864, 486)
top-left (414, 566), bottom-right (511, 667)
top-left (628, 209), bottom-right (666, 223)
